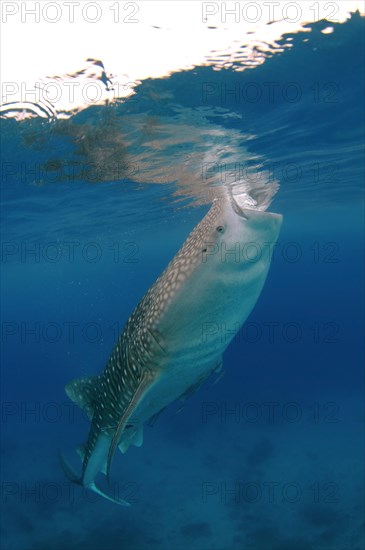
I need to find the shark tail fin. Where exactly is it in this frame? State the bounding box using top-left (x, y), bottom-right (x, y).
top-left (59, 451), bottom-right (131, 506)
top-left (88, 482), bottom-right (131, 506)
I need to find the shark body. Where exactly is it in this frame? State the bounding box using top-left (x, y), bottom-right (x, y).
top-left (61, 192), bottom-right (282, 504)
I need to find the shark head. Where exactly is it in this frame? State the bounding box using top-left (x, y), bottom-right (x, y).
top-left (154, 191), bottom-right (283, 339)
top-left (201, 193), bottom-right (282, 265)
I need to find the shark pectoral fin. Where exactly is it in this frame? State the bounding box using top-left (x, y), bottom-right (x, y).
top-left (60, 452), bottom-right (130, 505)
top-left (106, 371), bottom-right (155, 480)
top-left (176, 359), bottom-right (224, 415)
top-left (179, 360), bottom-right (222, 404)
top-left (65, 375), bottom-right (100, 420)
top-left (87, 482), bottom-right (131, 506)
top-left (59, 451), bottom-right (82, 485)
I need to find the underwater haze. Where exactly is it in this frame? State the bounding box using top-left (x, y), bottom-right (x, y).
top-left (1, 9), bottom-right (364, 550)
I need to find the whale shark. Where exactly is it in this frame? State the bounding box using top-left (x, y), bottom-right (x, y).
top-left (60, 190), bottom-right (282, 505)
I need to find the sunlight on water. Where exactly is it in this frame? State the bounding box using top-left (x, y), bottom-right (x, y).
top-left (1, 3), bottom-right (364, 222)
top-left (1, 1), bottom-right (363, 116)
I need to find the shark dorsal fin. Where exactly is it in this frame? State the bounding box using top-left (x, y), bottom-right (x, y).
top-left (65, 376), bottom-right (100, 420)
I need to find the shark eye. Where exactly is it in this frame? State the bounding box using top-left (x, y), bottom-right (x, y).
top-left (216, 225), bottom-right (224, 233)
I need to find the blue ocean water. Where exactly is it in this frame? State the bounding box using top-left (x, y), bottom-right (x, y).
top-left (1, 13), bottom-right (364, 550)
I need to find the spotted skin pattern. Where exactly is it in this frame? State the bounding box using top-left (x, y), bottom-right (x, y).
top-left (64, 200), bottom-right (225, 482)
